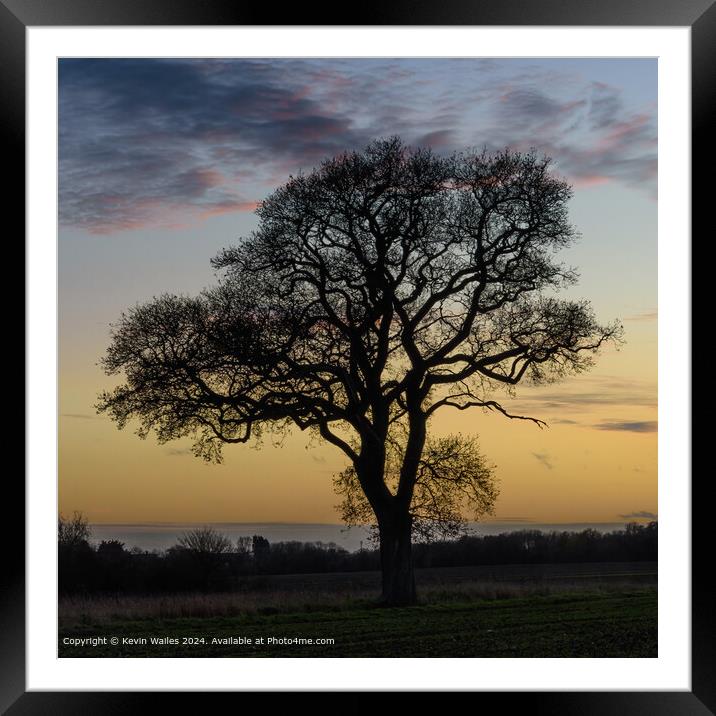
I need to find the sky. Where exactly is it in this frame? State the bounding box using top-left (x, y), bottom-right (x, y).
top-left (58, 58), bottom-right (657, 525)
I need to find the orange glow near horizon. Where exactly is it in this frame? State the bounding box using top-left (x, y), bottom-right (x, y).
top-left (59, 321), bottom-right (657, 526)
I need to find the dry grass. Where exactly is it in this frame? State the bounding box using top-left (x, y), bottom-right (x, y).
top-left (59, 588), bottom-right (371, 626)
top-left (58, 577), bottom-right (653, 627)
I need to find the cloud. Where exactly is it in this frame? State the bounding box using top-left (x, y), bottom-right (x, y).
top-left (496, 89), bottom-right (586, 133)
top-left (415, 129), bottom-right (455, 148)
top-left (199, 199), bottom-right (261, 218)
top-left (166, 447), bottom-right (193, 456)
top-left (531, 452), bottom-right (554, 470)
top-left (59, 59), bottom-right (373, 233)
top-left (59, 58), bottom-right (657, 234)
top-left (618, 510), bottom-right (657, 520)
top-left (479, 81), bottom-right (656, 193)
top-left (511, 375), bottom-right (658, 416)
top-left (516, 391), bottom-right (656, 413)
top-left (588, 82), bottom-right (623, 129)
top-left (625, 311), bottom-right (658, 322)
top-left (594, 420), bottom-right (658, 433)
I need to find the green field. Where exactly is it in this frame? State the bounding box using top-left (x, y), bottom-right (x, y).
top-left (59, 589), bottom-right (656, 658)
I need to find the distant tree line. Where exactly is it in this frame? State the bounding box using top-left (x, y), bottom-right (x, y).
top-left (411, 523), bottom-right (657, 568)
top-left (58, 513), bottom-right (657, 595)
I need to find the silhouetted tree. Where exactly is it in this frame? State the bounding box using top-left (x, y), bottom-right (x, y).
top-left (98, 137), bottom-right (620, 605)
top-left (97, 539), bottom-right (126, 556)
top-left (177, 526), bottom-right (232, 554)
top-left (236, 536), bottom-right (252, 554)
top-left (251, 535), bottom-right (271, 573)
top-left (335, 433), bottom-right (498, 542)
top-left (58, 511), bottom-right (94, 594)
top-left (58, 511), bottom-right (91, 548)
top-left (174, 527), bottom-right (232, 590)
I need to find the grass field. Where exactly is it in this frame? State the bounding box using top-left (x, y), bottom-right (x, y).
top-left (58, 562), bottom-right (657, 658)
top-left (59, 589), bottom-right (656, 658)
top-left (59, 561), bottom-right (656, 623)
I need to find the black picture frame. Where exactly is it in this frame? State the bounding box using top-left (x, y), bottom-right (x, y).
top-left (5, 0), bottom-right (708, 711)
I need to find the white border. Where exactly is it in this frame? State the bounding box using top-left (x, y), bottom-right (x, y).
top-left (27, 27), bottom-right (690, 691)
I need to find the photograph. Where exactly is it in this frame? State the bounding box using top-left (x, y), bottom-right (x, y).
top-left (56, 56), bottom-right (659, 659)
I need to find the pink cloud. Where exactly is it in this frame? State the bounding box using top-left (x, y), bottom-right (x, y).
top-left (200, 200), bottom-right (261, 218)
top-left (193, 168), bottom-right (225, 188)
top-left (596, 114), bottom-right (653, 151)
top-left (571, 174), bottom-right (611, 188)
top-left (83, 194), bottom-right (259, 234)
top-left (417, 130), bottom-right (454, 148)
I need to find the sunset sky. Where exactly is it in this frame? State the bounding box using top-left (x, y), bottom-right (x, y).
top-left (58, 58), bottom-right (657, 525)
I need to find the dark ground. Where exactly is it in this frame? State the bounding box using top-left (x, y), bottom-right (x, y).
top-left (59, 562), bottom-right (657, 658)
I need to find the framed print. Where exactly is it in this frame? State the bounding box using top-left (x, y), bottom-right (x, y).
top-left (6, 0), bottom-right (710, 711)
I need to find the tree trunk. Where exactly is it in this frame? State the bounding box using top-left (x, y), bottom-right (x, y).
top-left (378, 512), bottom-right (416, 606)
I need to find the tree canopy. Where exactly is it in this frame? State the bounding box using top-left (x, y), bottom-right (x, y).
top-left (98, 137), bottom-right (621, 604)
top-left (334, 432), bottom-right (498, 542)
top-left (99, 138), bottom-right (618, 458)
